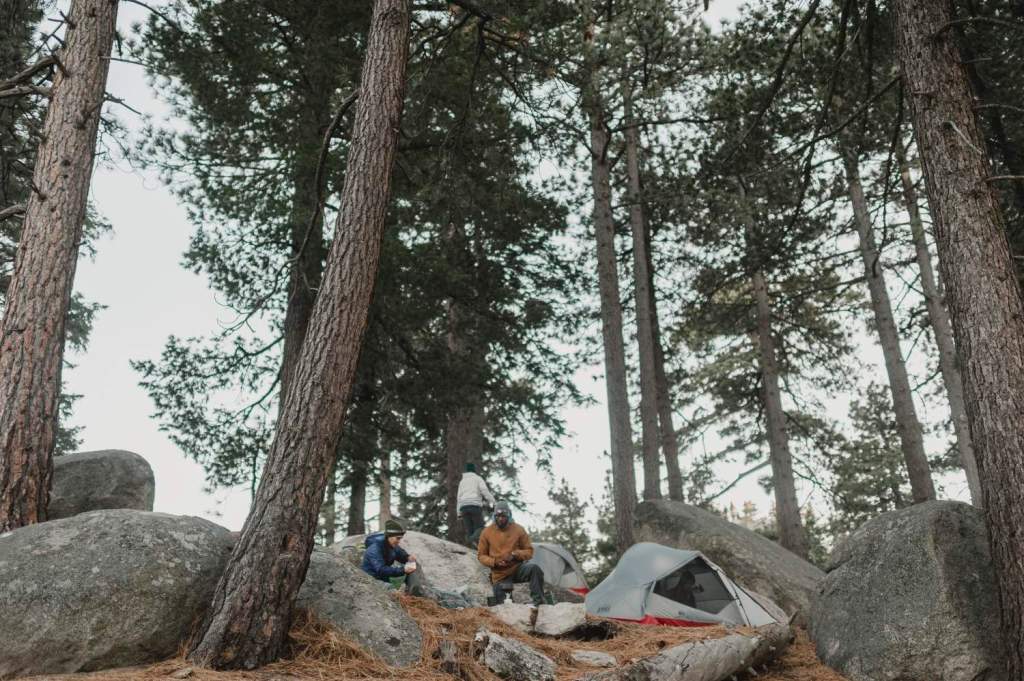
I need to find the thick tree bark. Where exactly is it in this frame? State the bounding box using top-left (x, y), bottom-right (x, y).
top-left (624, 86), bottom-right (661, 501)
top-left (894, 1), bottom-right (1024, 675)
top-left (0, 0), bottom-right (117, 532)
top-left (898, 146), bottom-right (981, 505)
top-left (843, 150), bottom-right (936, 503)
top-left (186, 0), bottom-right (409, 667)
top-left (644, 189), bottom-right (683, 501)
top-left (751, 269), bottom-right (808, 560)
top-left (587, 103), bottom-right (637, 555)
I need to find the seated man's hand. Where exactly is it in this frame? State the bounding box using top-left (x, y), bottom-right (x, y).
top-left (404, 563), bottom-right (416, 574)
top-left (503, 552), bottom-right (516, 564)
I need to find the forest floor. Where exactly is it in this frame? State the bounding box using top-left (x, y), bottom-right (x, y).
top-left (24, 596), bottom-right (848, 681)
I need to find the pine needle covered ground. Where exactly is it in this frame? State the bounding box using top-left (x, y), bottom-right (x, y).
top-left (24, 596), bottom-right (848, 681)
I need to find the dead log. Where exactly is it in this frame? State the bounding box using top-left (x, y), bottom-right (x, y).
top-left (580, 623), bottom-right (794, 681)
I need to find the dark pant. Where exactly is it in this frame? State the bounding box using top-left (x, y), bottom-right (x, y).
top-left (460, 505), bottom-right (485, 540)
top-left (395, 562), bottom-right (425, 596)
top-left (493, 562), bottom-right (545, 606)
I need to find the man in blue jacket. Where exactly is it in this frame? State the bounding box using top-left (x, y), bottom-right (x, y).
top-left (361, 518), bottom-right (424, 595)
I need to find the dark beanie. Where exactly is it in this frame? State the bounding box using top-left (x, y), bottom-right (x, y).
top-left (385, 518), bottom-right (405, 537)
top-left (465, 462), bottom-right (476, 473)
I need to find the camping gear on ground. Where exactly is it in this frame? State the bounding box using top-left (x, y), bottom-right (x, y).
top-left (585, 542), bottom-right (779, 627)
top-left (528, 542), bottom-right (590, 595)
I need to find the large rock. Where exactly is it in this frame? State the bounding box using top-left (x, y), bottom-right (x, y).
top-left (333, 530), bottom-right (492, 605)
top-left (634, 499), bottom-right (823, 618)
top-left (489, 602), bottom-right (586, 637)
top-left (489, 602), bottom-right (535, 633)
top-left (535, 602), bottom-right (586, 636)
top-left (809, 501), bottom-right (1006, 681)
top-left (572, 650), bottom-right (617, 668)
top-left (0, 510), bottom-right (233, 678)
top-left (49, 450), bottom-right (155, 520)
top-left (474, 629), bottom-right (555, 681)
top-left (298, 550), bottom-right (422, 667)
top-left (510, 581), bottom-right (585, 604)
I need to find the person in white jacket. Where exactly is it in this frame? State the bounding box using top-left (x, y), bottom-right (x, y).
top-left (457, 463), bottom-right (496, 542)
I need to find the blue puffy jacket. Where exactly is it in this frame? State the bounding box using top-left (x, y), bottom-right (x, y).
top-left (361, 532), bottom-right (410, 580)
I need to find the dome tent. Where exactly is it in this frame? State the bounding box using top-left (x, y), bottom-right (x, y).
top-left (585, 542), bottom-right (779, 627)
top-left (528, 542), bottom-right (589, 594)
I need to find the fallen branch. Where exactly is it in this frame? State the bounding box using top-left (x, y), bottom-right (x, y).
top-left (580, 623), bottom-right (794, 681)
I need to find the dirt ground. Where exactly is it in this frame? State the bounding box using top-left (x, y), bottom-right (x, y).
top-left (23, 596), bottom-right (848, 681)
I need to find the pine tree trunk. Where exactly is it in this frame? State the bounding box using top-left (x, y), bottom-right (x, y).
top-left (0, 0), bottom-right (40, 213)
top-left (347, 458), bottom-right (367, 536)
top-left (442, 252), bottom-right (486, 543)
top-left (0, 0), bottom-right (117, 532)
top-left (750, 268), bottom-right (808, 560)
top-left (398, 457), bottom-right (409, 518)
top-left (278, 136), bottom-right (328, 404)
top-left (586, 103), bottom-right (638, 555)
top-left (843, 150), bottom-right (936, 503)
top-left (186, 0), bottom-right (409, 667)
top-left (645, 189), bottom-right (683, 501)
top-left (895, 1), bottom-right (1024, 674)
top-left (624, 85), bottom-right (661, 501)
top-left (378, 450), bottom-right (391, 530)
top-left (444, 402), bottom-right (484, 543)
top-left (953, 8), bottom-right (1024, 272)
top-left (738, 182), bottom-right (806, 558)
top-left (898, 146), bottom-right (981, 505)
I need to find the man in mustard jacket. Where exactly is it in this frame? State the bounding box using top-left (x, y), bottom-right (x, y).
top-left (477, 500), bottom-right (545, 606)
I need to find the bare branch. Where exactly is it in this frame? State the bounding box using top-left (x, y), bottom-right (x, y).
top-left (121, 0), bottom-right (186, 34)
top-left (0, 55), bottom-right (56, 91)
top-left (290, 89), bottom-right (360, 269)
top-left (104, 93), bottom-right (142, 116)
top-left (933, 16), bottom-right (1024, 38)
top-left (705, 460), bottom-right (771, 502)
top-left (0, 205), bottom-right (26, 221)
top-left (0, 84), bottom-right (52, 99)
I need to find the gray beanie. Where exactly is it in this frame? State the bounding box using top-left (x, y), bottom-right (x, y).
top-left (494, 500), bottom-right (512, 520)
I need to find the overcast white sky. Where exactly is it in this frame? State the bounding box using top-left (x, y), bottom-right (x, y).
top-left (60, 0), bottom-right (967, 538)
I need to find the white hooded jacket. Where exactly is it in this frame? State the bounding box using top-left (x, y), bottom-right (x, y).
top-left (457, 471), bottom-right (496, 509)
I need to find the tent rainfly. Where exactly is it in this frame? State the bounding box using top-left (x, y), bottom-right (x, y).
top-left (585, 542), bottom-right (779, 627)
top-left (529, 542), bottom-right (589, 594)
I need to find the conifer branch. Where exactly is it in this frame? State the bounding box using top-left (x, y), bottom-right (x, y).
top-left (722, 0), bottom-right (822, 164)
